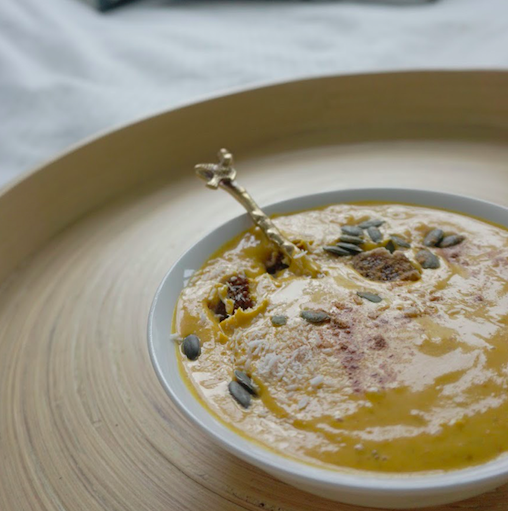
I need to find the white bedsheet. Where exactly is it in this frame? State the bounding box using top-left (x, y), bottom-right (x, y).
top-left (1, 0), bottom-right (507, 187)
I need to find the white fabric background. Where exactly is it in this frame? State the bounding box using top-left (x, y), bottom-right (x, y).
top-left (1, 0), bottom-right (507, 187)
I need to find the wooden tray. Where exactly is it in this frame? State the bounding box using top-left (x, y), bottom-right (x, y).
top-left (1, 71), bottom-right (508, 511)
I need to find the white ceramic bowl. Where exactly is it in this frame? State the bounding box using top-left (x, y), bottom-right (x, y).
top-left (148, 188), bottom-right (508, 509)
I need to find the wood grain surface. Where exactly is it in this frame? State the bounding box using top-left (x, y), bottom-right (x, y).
top-left (1, 72), bottom-right (508, 511)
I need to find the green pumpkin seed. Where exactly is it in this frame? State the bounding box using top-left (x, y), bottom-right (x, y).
top-left (324, 246), bottom-right (350, 256)
top-left (234, 370), bottom-right (258, 396)
top-left (424, 229), bottom-right (444, 247)
top-left (339, 234), bottom-right (364, 245)
top-left (301, 310), bottom-right (330, 324)
top-left (341, 225), bottom-right (363, 237)
top-left (385, 240), bottom-right (396, 254)
top-left (357, 291), bottom-right (382, 303)
top-left (416, 249), bottom-right (440, 269)
top-left (367, 226), bottom-right (383, 242)
top-left (391, 235), bottom-right (411, 248)
top-left (337, 242), bottom-right (363, 254)
top-left (182, 334), bottom-right (201, 360)
top-left (359, 219), bottom-right (385, 229)
top-left (439, 234), bottom-right (465, 248)
top-left (228, 381), bottom-right (251, 408)
top-left (271, 315), bottom-right (287, 326)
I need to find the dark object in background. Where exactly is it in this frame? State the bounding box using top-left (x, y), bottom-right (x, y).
top-left (81, 0), bottom-right (136, 11)
top-left (83, 0), bottom-right (438, 12)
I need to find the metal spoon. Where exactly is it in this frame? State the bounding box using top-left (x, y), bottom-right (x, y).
top-left (195, 149), bottom-right (320, 277)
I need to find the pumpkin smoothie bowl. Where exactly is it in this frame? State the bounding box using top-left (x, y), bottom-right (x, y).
top-left (148, 151), bottom-right (508, 508)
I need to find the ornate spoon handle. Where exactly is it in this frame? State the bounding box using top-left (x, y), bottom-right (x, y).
top-left (195, 148), bottom-right (298, 261)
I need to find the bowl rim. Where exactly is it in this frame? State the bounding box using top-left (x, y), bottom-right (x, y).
top-left (148, 187), bottom-right (508, 494)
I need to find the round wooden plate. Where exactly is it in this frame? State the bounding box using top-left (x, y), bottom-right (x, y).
top-left (1, 72), bottom-right (508, 511)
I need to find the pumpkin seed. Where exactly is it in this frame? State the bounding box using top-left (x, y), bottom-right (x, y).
top-left (439, 234), bottom-right (465, 248)
top-left (359, 219), bottom-right (385, 229)
top-left (385, 240), bottom-right (396, 253)
top-left (367, 226), bottom-right (383, 242)
top-left (337, 242), bottom-right (363, 254)
top-left (339, 234), bottom-right (364, 245)
top-left (357, 291), bottom-right (382, 303)
top-left (182, 334), bottom-right (201, 360)
top-left (416, 249), bottom-right (440, 269)
top-left (341, 225), bottom-right (364, 237)
top-left (228, 381), bottom-right (251, 408)
top-left (234, 370), bottom-right (258, 396)
top-left (301, 310), bottom-right (330, 324)
top-left (271, 315), bottom-right (287, 326)
top-left (424, 229), bottom-right (444, 247)
top-left (324, 246), bottom-right (350, 256)
top-left (391, 235), bottom-right (411, 248)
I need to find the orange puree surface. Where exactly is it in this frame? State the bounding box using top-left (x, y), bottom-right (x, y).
top-left (174, 204), bottom-right (508, 473)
